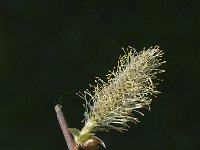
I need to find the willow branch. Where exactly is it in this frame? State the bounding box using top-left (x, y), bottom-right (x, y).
top-left (55, 104), bottom-right (79, 150)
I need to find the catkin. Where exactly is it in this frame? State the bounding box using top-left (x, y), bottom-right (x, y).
top-left (77, 46), bottom-right (165, 133)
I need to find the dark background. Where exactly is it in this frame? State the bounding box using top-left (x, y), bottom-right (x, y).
top-left (0, 0), bottom-right (199, 150)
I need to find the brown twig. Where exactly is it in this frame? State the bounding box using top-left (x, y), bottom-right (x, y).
top-left (55, 104), bottom-right (79, 150)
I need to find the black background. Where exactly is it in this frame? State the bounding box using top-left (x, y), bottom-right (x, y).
top-left (0, 0), bottom-right (199, 150)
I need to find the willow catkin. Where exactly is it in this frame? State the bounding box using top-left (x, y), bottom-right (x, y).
top-left (71, 45), bottom-right (165, 145)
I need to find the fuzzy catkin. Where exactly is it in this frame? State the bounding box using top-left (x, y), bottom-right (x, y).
top-left (77, 46), bottom-right (165, 133)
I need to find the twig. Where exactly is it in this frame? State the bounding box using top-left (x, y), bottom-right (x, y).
top-left (55, 104), bottom-right (79, 150)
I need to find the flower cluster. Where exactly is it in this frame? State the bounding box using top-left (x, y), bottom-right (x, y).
top-left (70, 46), bottom-right (165, 145)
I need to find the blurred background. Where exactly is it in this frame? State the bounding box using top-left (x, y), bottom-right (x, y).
top-left (0, 0), bottom-right (199, 150)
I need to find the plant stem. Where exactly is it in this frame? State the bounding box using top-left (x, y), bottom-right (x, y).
top-left (55, 104), bottom-right (79, 150)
